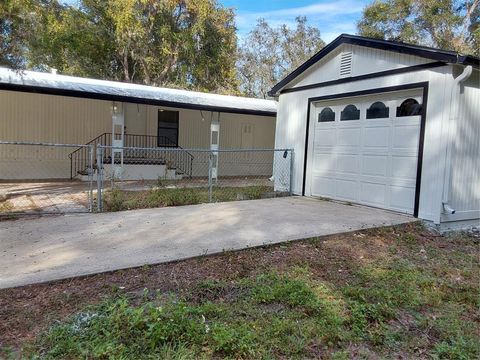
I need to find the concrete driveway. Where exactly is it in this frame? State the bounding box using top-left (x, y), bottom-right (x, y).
top-left (0, 197), bottom-right (414, 289)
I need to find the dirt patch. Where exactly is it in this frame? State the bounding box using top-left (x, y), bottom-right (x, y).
top-left (0, 222), bottom-right (477, 352)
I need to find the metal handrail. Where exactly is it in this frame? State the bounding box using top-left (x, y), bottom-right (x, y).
top-left (69, 133), bottom-right (194, 179)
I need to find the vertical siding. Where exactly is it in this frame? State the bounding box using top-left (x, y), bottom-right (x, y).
top-left (0, 91), bottom-right (276, 179)
top-left (292, 44), bottom-right (430, 88)
top-left (446, 70), bottom-right (480, 218)
top-left (0, 90), bottom-right (112, 179)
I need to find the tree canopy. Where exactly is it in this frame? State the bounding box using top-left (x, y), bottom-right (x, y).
top-left (237, 16), bottom-right (325, 98)
top-left (358, 0), bottom-right (479, 56)
top-left (0, 0), bottom-right (36, 68)
top-left (5, 0), bottom-right (239, 93)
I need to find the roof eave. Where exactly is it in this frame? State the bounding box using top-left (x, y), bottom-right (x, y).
top-left (0, 82), bottom-right (277, 117)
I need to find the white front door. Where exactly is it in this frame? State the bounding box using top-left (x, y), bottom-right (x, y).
top-left (309, 89), bottom-right (423, 214)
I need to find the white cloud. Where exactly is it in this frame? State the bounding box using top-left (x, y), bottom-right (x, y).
top-left (235, 0), bottom-right (365, 43)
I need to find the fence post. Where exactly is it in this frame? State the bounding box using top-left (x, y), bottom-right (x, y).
top-left (208, 151), bottom-right (213, 203)
top-left (289, 149), bottom-right (294, 196)
top-left (96, 146), bottom-right (103, 212)
top-left (88, 145), bottom-right (94, 212)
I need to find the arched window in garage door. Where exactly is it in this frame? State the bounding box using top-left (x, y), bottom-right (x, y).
top-left (396, 98), bottom-right (422, 116)
top-left (366, 101), bottom-right (390, 119)
top-left (318, 107), bottom-right (335, 122)
top-left (340, 104), bottom-right (360, 121)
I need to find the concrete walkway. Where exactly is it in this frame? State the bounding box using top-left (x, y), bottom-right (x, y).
top-left (0, 197), bottom-right (414, 289)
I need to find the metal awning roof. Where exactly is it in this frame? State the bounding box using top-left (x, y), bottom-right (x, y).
top-left (0, 67), bottom-right (277, 117)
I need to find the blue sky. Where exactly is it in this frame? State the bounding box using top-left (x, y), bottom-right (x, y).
top-left (64, 0), bottom-right (369, 44)
top-left (221, 0), bottom-right (369, 43)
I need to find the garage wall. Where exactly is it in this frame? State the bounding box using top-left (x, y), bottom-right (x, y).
top-left (289, 44), bottom-right (431, 89)
top-left (274, 65), bottom-right (453, 223)
top-left (442, 68), bottom-right (480, 222)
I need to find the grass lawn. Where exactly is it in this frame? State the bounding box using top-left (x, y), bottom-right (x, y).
top-left (0, 223), bottom-right (478, 359)
top-left (103, 185), bottom-right (277, 211)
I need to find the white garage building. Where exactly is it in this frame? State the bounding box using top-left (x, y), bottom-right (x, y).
top-left (271, 34), bottom-right (479, 229)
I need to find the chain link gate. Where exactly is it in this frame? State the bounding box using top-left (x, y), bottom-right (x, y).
top-left (95, 145), bottom-right (293, 212)
top-left (0, 141), bottom-right (94, 216)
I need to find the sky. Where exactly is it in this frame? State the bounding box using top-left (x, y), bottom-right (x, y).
top-left (64, 0), bottom-right (370, 44)
top-left (220, 0), bottom-right (369, 43)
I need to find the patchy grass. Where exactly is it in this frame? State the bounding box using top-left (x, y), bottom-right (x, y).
top-left (1, 223), bottom-right (478, 359)
top-left (103, 185), bottom-right (275, 211)
top-left (0, 200), bottom-right (13, 212)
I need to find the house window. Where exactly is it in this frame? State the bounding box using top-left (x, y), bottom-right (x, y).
top-left (158, 110), bottom-right (179, 147)
top-left (366, 102), bottom-right (389, 119)
top-left (340, 104), bottom-right (360, 121)
top-left (318, 107), bottom-right (335, 122)
top-left (396, 98), bottom-right (422, 117)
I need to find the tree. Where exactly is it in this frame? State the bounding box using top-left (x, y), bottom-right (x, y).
top-left (237, 17), bottom-right (325, 98)
top-left (0, 0), bottom-right (36, 68)
top-left (26, 0), bottom-right (239, 93)
top-left (357, 0), bottom-right (479, 56)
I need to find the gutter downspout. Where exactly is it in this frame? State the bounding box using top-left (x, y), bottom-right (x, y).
top-left (441, 65), bottom-right (473, 217)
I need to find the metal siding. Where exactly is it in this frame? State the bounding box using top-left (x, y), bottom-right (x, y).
top-left (445, 70), bottom-right (480, 221)
top-left (0, 90), bottom-right (111, 178)
top-left (0, 92), bottom-right (276, 179)
top-left (274, 66), bottom-right (452, 223)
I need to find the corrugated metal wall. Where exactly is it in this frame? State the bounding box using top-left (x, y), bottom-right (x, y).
top-left (446, 69), bottom-right (480, 221)
top-left (0, 90), bottom-right (276, 179)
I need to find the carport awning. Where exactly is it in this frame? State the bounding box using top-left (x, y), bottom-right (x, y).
top-left (0, 67), bottom-right (277, 117)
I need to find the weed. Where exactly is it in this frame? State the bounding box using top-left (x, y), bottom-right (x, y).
top-left (0, 200), bottom-right (13, 212)
top-left (103, 185), bottom-right (274, 211)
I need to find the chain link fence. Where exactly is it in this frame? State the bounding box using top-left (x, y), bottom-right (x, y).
top-left (0, 140), bottom-right (292, 216)
top-left (96, 146), bottom-right (293, 212)
top-left (0, 141), bottom-right (94, 216)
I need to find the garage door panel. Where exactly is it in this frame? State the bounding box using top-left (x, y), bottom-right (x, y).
top-left (311, 90), bottom-right (422, 215)
top-left (389, 185), bottom-right (416, 212)
top-left (391, 156), bottom-right (417, 180)
top-left (362, 155), bottom-right (388, 177)
top-left (360, 182), bottom-right (386, 207)
top-left (337, 154), bottom-right (359, 174)
top-left (315, 128), bottom-right (336, 146)
top-left (337, 128), bottom-right (361, 146)
top-left (363, 127), bottom-right (389, 148)
top-left (335, 179), bottom-right (358, 201)
top-left (393, 126), bottom-right (420, 149)
top-left (311, 176), bottom-right (335, 197)
top-left (313, 153), bottom-right (335, 172)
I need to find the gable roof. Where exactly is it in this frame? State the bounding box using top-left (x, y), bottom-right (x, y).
top-left (269, 34), bottom-right (480, 96)
top-left (0, 67), bottom-right (277, 117)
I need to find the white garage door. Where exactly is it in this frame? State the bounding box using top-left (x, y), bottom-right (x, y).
top-left (309, 89), bottom-right (423, 214)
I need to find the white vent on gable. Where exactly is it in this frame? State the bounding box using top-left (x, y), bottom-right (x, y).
top-left (339, 51), bottom-right (353, 77)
